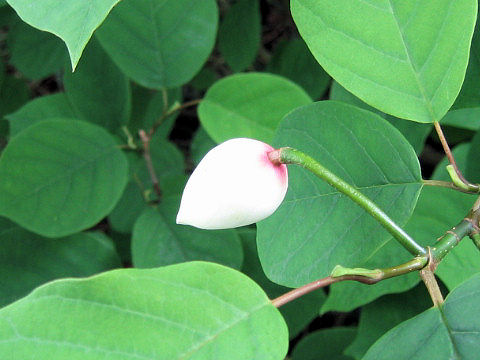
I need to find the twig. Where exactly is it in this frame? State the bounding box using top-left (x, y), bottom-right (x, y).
top-left (149, 99), bottom-right (202, 136)
top-left (139, 129), bottom-right (162, 199)
top-left (423, 179), bottom-right (479, 194)
top-left (271, 257), bottom-right (427, 308)
top-left (433, 121), bottom-right (479, 191)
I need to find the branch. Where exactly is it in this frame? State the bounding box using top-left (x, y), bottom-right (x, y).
top-left (271, 256), bottom-right (427, 308)
top-left (139, 129), bottom-right (162, 199)
top-left (269, 147), bottom-right (427, 256)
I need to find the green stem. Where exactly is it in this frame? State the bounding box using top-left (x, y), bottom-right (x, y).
top-left (423, 179), bottom-right (479, 194)
top-left (271, 147), bottom-right (427, 256)
top-left (431, 219), bottom-right (473, 263)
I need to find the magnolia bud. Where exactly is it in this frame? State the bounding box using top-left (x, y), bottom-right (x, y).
top-left (176, 138), bottom-right (288, 229)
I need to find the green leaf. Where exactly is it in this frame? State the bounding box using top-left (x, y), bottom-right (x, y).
top-left (0, 119), bottom-right (129, 237)
top-left (191, 126), bottom-right (216, 166)
top-left (129, 85), bottom-right (182, 139)
top-left (108, 181), bottom-right (148, 234)
top-left (467, 129), bottom-right (480, 182)
top-left (330, 81), bottom-right (432, 154)
top-left (257, 101), bottom-right (422, 288)
top-left (64, 39), bottom-right (131, 132)
top-left (441, 107), bottom-right (480, 131)
top-left (0, 62), bottom-right (29, 119)
top-left (267, 38), bottom-right (331, 99)
top-left (96, 0), bottom-right (218, 89)
top-left (363, 273), bottom-right (480, 360)
top-left (6, 93), bottom-right (76, 137)
top-left (291, 327), bottom-right (357, 360)
top-left (240, 227), bottom-right (325, 339)
top-left (218, 0), bottom-right (260, 72)
top-left (133, 135), bottom-right (185, 191)
top-left (132, 202), bottom-right (244, 270)
top-left (6, 0), bottom-right (121, 70)
top-left (291, 0), bottom-right (478, 122)
top-left (7, 18), bottom-right (67, 80)
top-left (345, 284), bottom-right (431, 360)
top-left (452, 19), bottom-right (480, 109)
top-left (0, 217), bottom-right (120, 307)
top-left (198, 73), bottom-right (312, 144)
top-left (0, 262), bottom-right (289, 359)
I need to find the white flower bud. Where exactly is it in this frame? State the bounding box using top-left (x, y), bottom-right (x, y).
top-left (176, 138), bottom-right (288, 229)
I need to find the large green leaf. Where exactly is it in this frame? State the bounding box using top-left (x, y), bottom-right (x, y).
top-left (0, 217), bottom-right (120, 307)
top-left (363, 273), bottom-right (480, 359)
top-left (198, 73), bottom-right (312, 144)
top-left (291, 327), bottom-right (357, 360)
top-left (7, 18), bottom-right (67, 80)
top-left (132, 200), bottom-right (243, 270)
top-left (6, 94), bottom-right (76, 137)
top-left (257, 101), bottom-right (422, 287)
top-left (330, 81), bottom-right (432, 154)
top-left (96, 0), bottom-right (218, 89)
top-left (267, 38), bottom-right (331, 100)
top-left (323, 144), bottom-right (477, 311)
top-left (6, 0), bottom-right (121, 70)
top-left (63, 39), bottom-right (131, 132)
top-left (218, 0), bottom-right (260, 72)
top-left (291, 0), bottom-right (477, 122)
top-left (108, 181), bottom-right (148, 234)
top-left (0, 262), bottom-right (289, 359)
top-left (0, 119), bottom-right (128, 237)
top-left (345, 285), bottom-right (431, 360)
top-left (240, 227), bottom-right (325, 339)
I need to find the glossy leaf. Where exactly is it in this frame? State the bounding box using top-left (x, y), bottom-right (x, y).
top-left (6, 94), bottom-right (76, 137)
top-left (0, 262), bottom-right (289, 359)
top-left (268, 38), bottom-right (331, 99)
top-left (363, 273), bottom-right (480, 359)
top-left (198, 73), bottom-right (312, 144)
top-left (240, 227), bottom-right (325, 339)
top-left (257, 101), bottom-right (422, 288)
top-left (96, 0), bottom-right (218, 88)
top-left (291, 327), bottom-right (357, 360)
top-left (291, 0), bottom-right (477, 122)
top-left (345, 285), bottom-right (431, 359)
top-left (218, 0), bottom-right (260, 72)
top-left (330, 81), bottom-right (432, 154)
top-left (0, 119), bottom-right (128, 237)
top-left (64, 39), bottom-right (130, 132)
top-left (6, 0), bottom-right (121, 69)
top-left (0, 217), bottom-right (121, 307)
top-left (132, 201), bottom-right (244, 270)
top-left (7, 18), bottom-right (67, 80)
